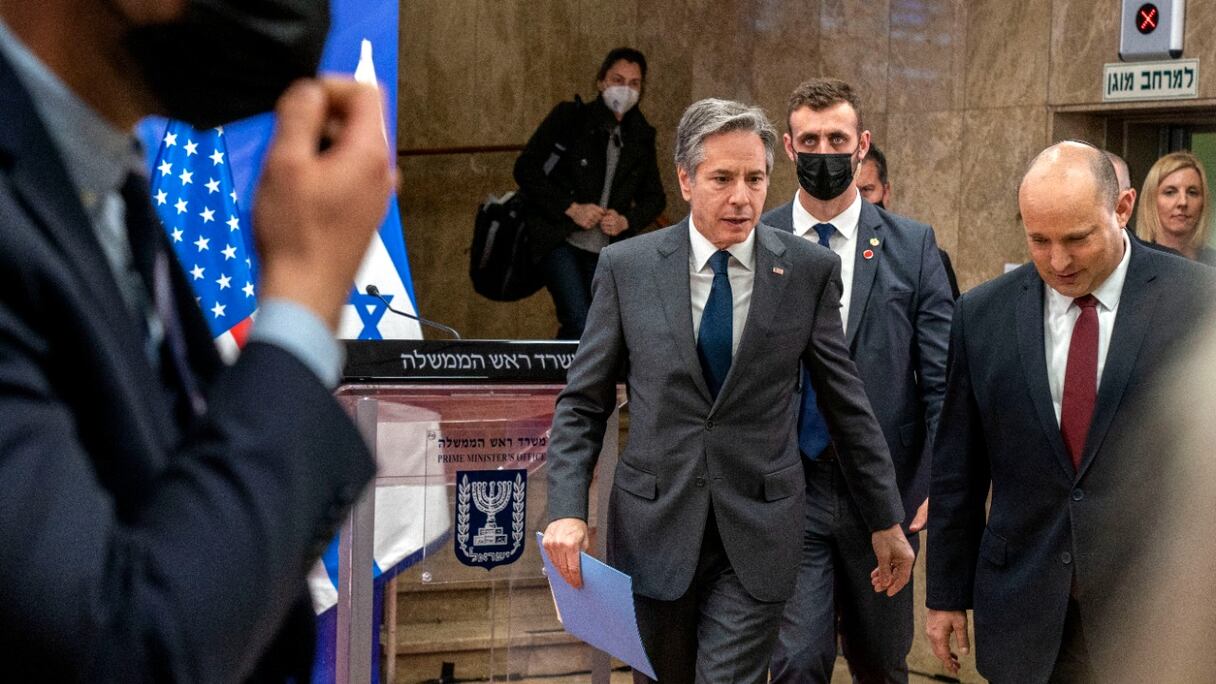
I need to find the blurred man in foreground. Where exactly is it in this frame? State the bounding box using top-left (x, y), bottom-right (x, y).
top-left (0, 0), bottom-right (393, 679)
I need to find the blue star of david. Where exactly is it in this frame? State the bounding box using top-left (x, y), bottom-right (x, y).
top-left (350, 289), bottom-right (390, 340)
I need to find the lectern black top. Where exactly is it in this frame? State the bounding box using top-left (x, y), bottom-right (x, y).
top-left (342, 340), bottom-right (580, 383)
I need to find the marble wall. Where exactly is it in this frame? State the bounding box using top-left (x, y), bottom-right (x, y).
top-left (398, 0), bottom-right (1216, 338)
top-left (393, 2), bottom-right (1216, 680)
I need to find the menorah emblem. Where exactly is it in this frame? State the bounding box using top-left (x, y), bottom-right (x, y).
top-left (472, 480), bottom-right (512, 546)
top-left (455, 468), bottom-right (528, 570)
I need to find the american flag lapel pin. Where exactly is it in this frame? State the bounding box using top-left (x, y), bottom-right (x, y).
top-left (772, 266), bottom-right (785, 275)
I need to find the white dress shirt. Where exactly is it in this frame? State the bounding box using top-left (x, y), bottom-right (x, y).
top-left (1044, 230), bottom-right (1132, 425)
top-left (689, 218), bottom-right (755, 356)
top-left (791, 188), bottom-right (862, 334)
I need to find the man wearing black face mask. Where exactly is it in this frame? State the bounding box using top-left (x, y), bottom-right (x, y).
top-left (0, 1), bottom-right (393, 680)
top-left (762, 78), bottom-right (954, 684)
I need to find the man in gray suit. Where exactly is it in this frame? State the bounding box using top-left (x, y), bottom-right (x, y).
top-left (763, 78), bottom-right (954, 684)
top-left (542, 98), bottom-right (914, 684)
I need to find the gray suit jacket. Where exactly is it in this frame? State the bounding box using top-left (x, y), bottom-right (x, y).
top-left (547, 220), bottom-right (902, 603)
top-left (762, 199), bottom-right (954, 525)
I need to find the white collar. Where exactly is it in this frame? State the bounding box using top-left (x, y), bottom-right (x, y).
top-left (792, 188), bottom-right (862, 241)
top-left (688, 217), bottom-right (756, 272)
top-left (1045, 230), bottom-right (1133, 314)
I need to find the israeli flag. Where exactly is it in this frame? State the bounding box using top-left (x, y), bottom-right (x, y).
top-left (336, 40), bottom-right (422, 341)
top-left (308, 30), bottom-right (449, 684)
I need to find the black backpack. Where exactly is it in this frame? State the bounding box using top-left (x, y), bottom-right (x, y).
top-left (469, 97), bottom-right (584, 302)
top-left (469, 190), bottom-right (543, 301)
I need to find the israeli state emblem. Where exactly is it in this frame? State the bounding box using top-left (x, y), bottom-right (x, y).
top-left (455, 469), bottom-right (527, 570)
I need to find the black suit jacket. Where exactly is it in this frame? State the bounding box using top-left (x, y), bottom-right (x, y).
top-left (926, 237), bottom-right (1216, 682)
top-left (0, 50), bottom-right (374, 681)
top-left (762, 199), bottom-right (954, 526)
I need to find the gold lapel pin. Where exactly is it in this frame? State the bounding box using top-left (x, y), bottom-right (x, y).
top-left (772, 266), bottom-right (785, 275)
top-left (869, 237), bottom-right (880, 246)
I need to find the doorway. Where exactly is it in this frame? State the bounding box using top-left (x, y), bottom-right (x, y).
top-left (1112, 116), bottom-right (1216, 245)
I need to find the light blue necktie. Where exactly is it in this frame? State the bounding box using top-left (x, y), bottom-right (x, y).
top-left (697, 250), bottom-right (733, 399)
top-left (799, 223), bottom-right (836, 459)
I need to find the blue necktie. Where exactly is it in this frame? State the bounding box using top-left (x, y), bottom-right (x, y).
top-left (813, 222), bottom-right (835, 248)
top-left (123, 174), bottom-right (207, 420)
top-left (799, 223), bottom-right (835, 459)
top-left (697, 250), bottom-right (733, 399)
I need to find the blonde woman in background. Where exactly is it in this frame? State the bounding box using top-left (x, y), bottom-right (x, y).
top-left (1135, 151), bottom-right (1215, 266)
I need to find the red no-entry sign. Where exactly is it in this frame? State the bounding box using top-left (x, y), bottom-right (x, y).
top-left (1137, 3), bottom-right (1159, 34)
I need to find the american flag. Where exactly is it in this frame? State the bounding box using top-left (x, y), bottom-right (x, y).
top-left (149, 123), bottom-right (256, 360)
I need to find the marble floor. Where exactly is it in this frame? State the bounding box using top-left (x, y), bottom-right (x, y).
top-left (508, 658), bottom-right (950, 683)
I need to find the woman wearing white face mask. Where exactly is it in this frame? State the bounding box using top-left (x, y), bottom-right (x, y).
top-left (515, 47), bottom-right (666, 339)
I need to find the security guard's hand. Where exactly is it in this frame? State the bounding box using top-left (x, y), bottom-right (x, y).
top-left (869, 523), bottom-right (914, 596)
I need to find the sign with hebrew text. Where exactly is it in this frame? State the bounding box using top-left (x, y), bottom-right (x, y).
top-left (1104, 59), bottom-right (1198, 102)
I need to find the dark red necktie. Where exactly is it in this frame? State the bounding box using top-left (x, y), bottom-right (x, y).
top-left (1060, 294), bottom-right (1099, 470)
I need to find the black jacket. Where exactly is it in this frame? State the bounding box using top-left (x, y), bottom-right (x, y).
top-left (514, 96), bottom-right (666, 261)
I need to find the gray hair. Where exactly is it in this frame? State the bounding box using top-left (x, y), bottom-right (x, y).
top-left (674, 98), bottom-right (777, 175)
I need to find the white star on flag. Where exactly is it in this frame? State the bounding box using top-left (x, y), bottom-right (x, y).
top-left (154, 190), bottom-right (168, 205)
top-left (149, 120), bottom-right (256, 357)
top-left (163, 132), bottom-right (177, 147)
top-left (226, 216), bottom-right (240, 231)
top-left (243, 282), bottom-right (255, 298)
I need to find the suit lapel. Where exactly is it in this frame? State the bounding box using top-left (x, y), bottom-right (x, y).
top-left (716, 226), bottom-right (789, 413)
top-left (0, 52), bottom-right (179, 451)
top-left (655, 222), bottom-right (712, 404)
top-left (1076, 242), bottom-right (1157, 478)
top-left (764, 201), bottom-right (795, 233)
top-left (844, 204), bottom-right (882, 349)
top-left (0, 68), bottom-right (140, 352)
top-left (1015, 270), bottom-right (1075, 479)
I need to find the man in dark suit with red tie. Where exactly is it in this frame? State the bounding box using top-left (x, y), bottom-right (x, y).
top-left (925, 141), bottom-right (1216, 683)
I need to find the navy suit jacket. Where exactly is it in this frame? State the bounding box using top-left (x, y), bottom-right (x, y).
top-left (762, 199), bottom-right (954, 526)
top-left (0, 50), bottom-right (374, 681)
top-left (926, 238), bottom-right (1216, 682)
